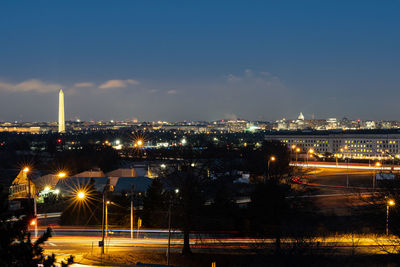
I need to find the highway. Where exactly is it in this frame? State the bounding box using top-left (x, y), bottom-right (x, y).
top-left (37, 229), bottom-right (400, 266)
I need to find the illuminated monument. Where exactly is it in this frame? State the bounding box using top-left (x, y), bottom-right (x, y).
top-left (58, 89), bottom-right (65, 133)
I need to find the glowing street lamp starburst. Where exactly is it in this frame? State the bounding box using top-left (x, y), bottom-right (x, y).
top-left (77, 191), bottom-right (85, 200)
top-left (57, 172), bottom-right (67, 178)
top-left (62, 180), bottom-right (97, 216)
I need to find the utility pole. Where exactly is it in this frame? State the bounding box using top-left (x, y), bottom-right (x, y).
top-left (105, 201), bottom-right (109, 238)
top-left (34, 196), bottom-right (37, 238)
top-left (101, 179), bottom-right (111, 255)
top-left (130, 186), bottom-right (135, 239)
top-left (101, 192), bottom-right (106, 255)
top-left (167, 200), bottom-right (172, 265)
top-left (346, 158), bottom-right (349, 188)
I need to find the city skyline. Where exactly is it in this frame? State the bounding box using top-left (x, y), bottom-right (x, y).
top-left (1, 1), bottom-right (400, 122)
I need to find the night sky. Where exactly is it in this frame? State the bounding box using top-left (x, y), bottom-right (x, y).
top-left (0, 1), bottom-right (399, 122)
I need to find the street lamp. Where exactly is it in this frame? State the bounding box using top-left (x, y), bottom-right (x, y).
top-left (134, 139), bottom-right (144, 148)
top-left (57, 172), bottom-right (67, 178)
top-left (376, 161), bottom-right (382, 169)
top-left (386, 199), bottom-right (395, 235)
top-left (77, 191), bottom-right (85, 200)
top-left (373, 162), bottom-right (381, 189)
top-left (295, 147), bottom-right (301, 164)
top-left (23, 167), bottom-right (38, 238)
top-left (307, 148), bottom-right (314, 166)
top-left (167, 188), bottom-right (180, 266)
top-left (267, 156), bottom-right (276, 180)
top-left (290, 145), bottom-right (296, 162)
top-left (341, 146), bottom-right (349, 188)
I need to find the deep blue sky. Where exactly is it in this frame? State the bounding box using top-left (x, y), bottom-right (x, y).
top-left (0, 1), bottom-right (399, 122)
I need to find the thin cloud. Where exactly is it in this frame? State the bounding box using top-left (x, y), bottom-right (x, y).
top-left (0, 79), bottom-right (61, 93)
top-left (167, 90), bottom-right (177, 94)
top-left (226, 74), bottom-right (242, 82)
top-left (99, 79), bottom-right (139, 89)
top-left (74, 82), bottom-right (94, 88)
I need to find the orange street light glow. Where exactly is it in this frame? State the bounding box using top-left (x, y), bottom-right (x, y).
top-left (388, 199), bottom-right (395, 206)
top-left (77, 191), bottom-right (85, 200)
top-left (270, 156), bottom-right (276, 162)
top-left (23, 167), bottom-right (30, 172)
top-left (57, 172), bottom-right (67, 178)
top-left (296, 148), bottom-right (301, 153)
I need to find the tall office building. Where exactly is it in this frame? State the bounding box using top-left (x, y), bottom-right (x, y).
top-left (58, 89), bottom-right (65, 133)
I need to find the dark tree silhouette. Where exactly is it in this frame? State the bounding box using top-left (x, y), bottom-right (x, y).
top-left (163, 160), bottom-right (209, 255)
top-left (0, 185), bottom-right (74, 266)
top-left (143, 178), bottom-right (168, 228)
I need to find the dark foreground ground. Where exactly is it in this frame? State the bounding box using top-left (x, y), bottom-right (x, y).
top-left (79, 251), bottom-right (400, 267)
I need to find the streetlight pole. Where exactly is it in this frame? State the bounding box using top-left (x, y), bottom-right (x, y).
top-left (267, 156), bottom-right (276, 181)
top-left (167, 199), bottom-right (172, 266)
top-left (386, 199), bottom-right (395, 235)
top-left (342, 146), bottom-right (349, 188)
top-left (130, 186), bottom-right (134, 239)
top-left (295, 147), bottom-right (300, 165)
top-left (291, 145), bottom-right (296, 162)
top-left (34, 196), bottom-right (37, 238)
top-left (101, 193), bottom-right (106, 255)
top-left (105, 201), bottom-right (110, 238)
top-left (167, 189), bottom-right (179, 266)
top-left (24, 167), bottom-right (38, 238)
top-left (346, 158), bottom-right (349, 188)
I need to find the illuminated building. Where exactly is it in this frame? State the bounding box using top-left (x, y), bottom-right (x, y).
top-left (266, 131), bottom-right (400, 159)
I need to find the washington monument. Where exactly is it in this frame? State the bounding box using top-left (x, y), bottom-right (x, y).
top-left (58, 89), bottom-right (65, 133)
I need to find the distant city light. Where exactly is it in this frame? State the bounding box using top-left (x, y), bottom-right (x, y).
top-left (57, 172), bottom-right (67, 178)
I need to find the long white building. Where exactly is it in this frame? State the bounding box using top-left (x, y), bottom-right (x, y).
top-left (265, 131), bottom-right (400, 159)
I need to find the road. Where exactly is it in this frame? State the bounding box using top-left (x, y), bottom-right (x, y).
top-left (37, 229), bottom-right (400, 266)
